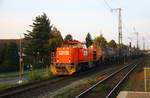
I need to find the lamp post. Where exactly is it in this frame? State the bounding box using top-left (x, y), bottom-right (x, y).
top-left (18, 33), bottom-right (23, 84)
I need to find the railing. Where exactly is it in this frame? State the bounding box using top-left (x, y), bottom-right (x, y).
top-left (51, 52), bottom-right (56, 64)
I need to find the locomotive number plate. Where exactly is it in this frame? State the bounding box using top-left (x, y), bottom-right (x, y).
top-left (59, 51), bottom-right (69, 55)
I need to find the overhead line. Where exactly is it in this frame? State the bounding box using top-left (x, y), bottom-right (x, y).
top-left (104, 0), bottom-right (113, 10)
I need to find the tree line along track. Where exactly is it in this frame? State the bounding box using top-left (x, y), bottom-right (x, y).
top-left (75, 59), bottom-right (143, 98)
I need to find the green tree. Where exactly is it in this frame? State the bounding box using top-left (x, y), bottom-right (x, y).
top-left (64, 34), bottom-right (73, 41)
top-left (108, 40), bottom-right (117, 48)
top-left (2, 42), bottom-right (19, 71)
top-left (0, 44), bottom-right (7, 65)
top-left (24, 13), bottom-right (52, 66)
top-left (94, 34), bottom-right (107, 47)
top-left (49, 27), bottom-right (63, 51)
top-left (122, 44), bottom-right (128, 49)
top-left (0, 48), bottom-right (2, 64)
top-left (85, 33), bottom-right (93, 47)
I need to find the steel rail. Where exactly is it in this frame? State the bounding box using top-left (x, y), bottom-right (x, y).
top-left (0, 62), bottom-right (108, 98)
top-left (106, 60), bottom-right (142, 98)
top-left (0, 76), bottom-right (66, 98)
top-left (0, 62), bottom-right (111, 98)
top-left (75, 60), bottom-right (139, 98)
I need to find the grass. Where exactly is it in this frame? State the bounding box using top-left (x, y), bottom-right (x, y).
top-left (27, 69), bottom-right (53, 82)
top-left (91, 84), bottom-right (108, 93)
top-left (0, 68), bottom-right (52, 78)
top-left (0, 84), bottom-right (14, 90)
top-left (144, 60), bottom-right (150, 66)
top-left (122, 80), bottom-right (133, 91)
top-left (52, 80), bottom-right (91, 98)
top-left (0, 73), bottom-right (20, 78)
top-left (0, 70), bottom-right (52, 91)
top-left (27, 73), bottom-right (43, 82)
top-left (0, 68), bottom-right (53, 91)
top-left (52, 79), bottom-right (110, 98)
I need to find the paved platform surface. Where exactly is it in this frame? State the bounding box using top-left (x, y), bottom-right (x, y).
top-left (117, 91), bottom-right (150, 98)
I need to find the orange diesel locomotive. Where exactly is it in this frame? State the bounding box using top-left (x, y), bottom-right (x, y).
top-left (51, 41), bottom-right (103, 75)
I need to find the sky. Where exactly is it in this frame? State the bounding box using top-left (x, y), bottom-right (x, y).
top-left (0, 0), bottom-right (150, 49)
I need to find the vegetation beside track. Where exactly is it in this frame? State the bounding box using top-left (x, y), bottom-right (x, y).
top-left (0, 68), bottom-right (53, 91)
top-left (52, 79), bottom-right (92, 98)
top-left (121, 57), bottom-right (147, 91)
top-left (0, 68), bottom-right (52, 78)
top-left (143, 57), bottom-right (150, 65)
top-left (122, 79), bottom-right (133, 90)
top-left (0, 84), bottom-right (15, 90)
top-left (91, 84), bottom-right (108, 93)
top-left (26, 70), bottom-right (52, 82)
top-left (0, 70), bottom-right (52, 92)
top-left (52, 70), bottom-right (114, 98)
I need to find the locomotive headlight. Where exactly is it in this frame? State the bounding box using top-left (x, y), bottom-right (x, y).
top-left (90, 45), bottom-right (93, 48)
top-left (69, 60), bottom-right (71, 63)
top-left (69, 58), bottom-right (71, 63)
top-left (57, 58), bottom-right (59, 62)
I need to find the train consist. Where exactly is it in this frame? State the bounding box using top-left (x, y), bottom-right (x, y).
top-left (50, 41), bottom-right (142, 75)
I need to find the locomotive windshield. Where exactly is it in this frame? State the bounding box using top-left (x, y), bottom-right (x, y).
top-left (62, 43), bottom-right (78, 47)
top-left (62, 43), bottom-right (84, 48)
top-left (61, 41), bottom-right (83, 48)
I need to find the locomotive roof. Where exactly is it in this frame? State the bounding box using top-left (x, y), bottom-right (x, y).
top-left (62, 41), bottom-right (83, 44)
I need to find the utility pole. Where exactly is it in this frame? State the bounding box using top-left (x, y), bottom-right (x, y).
top-left (143, 37), bottom-right (145, 50)
top-left (118, 8), bottom-right (122, 52)
top-left (133, 27), bottom-right (139, 49)
top-left (20, 36), bottom-right (22, 74)
top-left (112, 8), bottom-right (123, 55)
top-left (103, 0), bottom-right (123, 55)
top-left (135, 32), bottom-right (139, 49)
top-left (18, 33), bottom-right (23, 84)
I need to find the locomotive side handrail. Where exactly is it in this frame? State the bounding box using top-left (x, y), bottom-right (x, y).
top-left (51, 52), bottom-right (56, 64)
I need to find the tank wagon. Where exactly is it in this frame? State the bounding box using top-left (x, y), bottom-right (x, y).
top-left (50, 41), bottom-right (142, 75)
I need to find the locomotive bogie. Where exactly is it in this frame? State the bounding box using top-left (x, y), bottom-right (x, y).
top-left (51, 64), bottom-right (76, 75)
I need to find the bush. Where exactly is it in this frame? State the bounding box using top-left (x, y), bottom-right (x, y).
top-left (0, 43), bottom-right (19, 73)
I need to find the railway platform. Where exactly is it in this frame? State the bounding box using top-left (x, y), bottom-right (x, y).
top-left (117, 91), bottom-right (150, 98)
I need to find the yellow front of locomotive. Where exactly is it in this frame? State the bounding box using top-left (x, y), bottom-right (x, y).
top-left (51, 47), bottom-right (77, 75)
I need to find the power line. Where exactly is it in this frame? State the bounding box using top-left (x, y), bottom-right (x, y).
top-left (104, 0), bottom-right (113, 10)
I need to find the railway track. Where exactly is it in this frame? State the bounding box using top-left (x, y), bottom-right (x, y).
top-left (0, 76), bottom-right (68, 98)
top-left (0, 63), bottom-right (114, 98)
top-left (0, 59), bottom-right (140, 98)
top-left (75, 59), bottom-right (143, 98)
